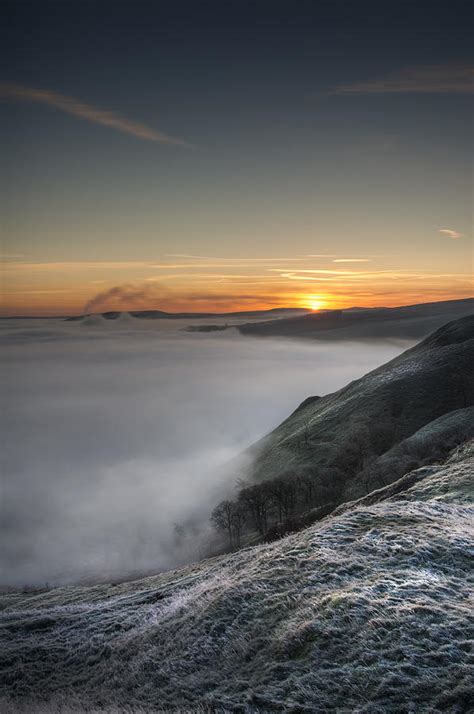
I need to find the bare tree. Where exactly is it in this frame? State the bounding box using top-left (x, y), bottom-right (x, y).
top-left (238, 483), bottom-right (271, 535)
top-left (211, 500), bottom-right (246, 548)
top-left (230, 503), bottom-right (246, 547)
top-left (211, 500), bottom-right (235, 547)
top-left (267, 476), bottom-right (297, 524)
top-left (295, 471), bottom-right (318, 510)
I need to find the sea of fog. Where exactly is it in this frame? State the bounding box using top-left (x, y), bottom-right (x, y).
top-left (0, 315), bottom-right (412, 586)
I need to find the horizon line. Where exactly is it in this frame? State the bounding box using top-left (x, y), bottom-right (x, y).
top-left (1, 296), bottom-right (472, 320)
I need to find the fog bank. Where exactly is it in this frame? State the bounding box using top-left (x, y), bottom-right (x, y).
top-left (0, 316), bottom-right (411, 586)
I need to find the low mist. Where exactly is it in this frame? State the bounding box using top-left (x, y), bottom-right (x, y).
top-left (0, 315), bottom-right (411, 586)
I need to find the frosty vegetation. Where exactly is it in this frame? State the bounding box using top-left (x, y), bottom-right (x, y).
top-left (0, 441), bottom-right (472, 712)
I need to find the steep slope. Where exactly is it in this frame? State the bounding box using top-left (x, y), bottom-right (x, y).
top-left (356, 407), bottom-right (474, 492)
top-left (235, 297), bottom-right (474, 341)
top-left (246, 315), bottom-right (474, 502)
top-left (1, 442), bottom-right (472, 712)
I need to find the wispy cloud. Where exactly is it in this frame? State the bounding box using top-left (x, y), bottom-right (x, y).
top-left (10, 289), bottom-right (70, 295)
top-left (145, 273), bottom-right (278, 282)
top-left (0, 256), bottom-right (373, 275)
top-left (439, 228), bottom-right (463, 239)
top-left (270, 268), bottom-right (467, 284)
top-left (164, 254), bottom-right (375, 265)
top-left (84, 283), bottom-right (169, 313)
top-left (333, 258), bottom-right (372, 263)
top-left (0, 83), bottom-right (190, 146)
top-left (332, 65), bottom-right (474, 95)
top-left (151, 262), bottom-right (302, 270)
top-left (82, 281), bottom-right (292, 314)
top-left (1, 260), bottom-right (154, 273)
top-left (166, 254), bottom-right (306, 262)
top-left (268, 268), bottom-right (373, 276)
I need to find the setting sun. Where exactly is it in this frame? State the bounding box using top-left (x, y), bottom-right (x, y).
top-left (307, 297), bottom-right (326, 312)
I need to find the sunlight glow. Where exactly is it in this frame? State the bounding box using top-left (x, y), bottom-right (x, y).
top-left (307, 297), bottom-right (326, 311)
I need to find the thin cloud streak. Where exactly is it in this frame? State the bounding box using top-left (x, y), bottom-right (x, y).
top-left (145, 273), bottom-right (281, 281)
top-left (268, 268), bottom-right (379, 276)
top-left (10, 290), bottom-right (70, 295)
top-left (269, 268), bottom-right (463, 276)
top-left (0, 83), bottom-right (191, 146)
top-left (333, 259), bottom-right (372, 263)
top-left (151, 263), bottom-right (308, 270)
top-left (333, 65), bottom-right (474, 95)
top-left (166, 254), bottom-right (308, 262)
top-left (2, 259), bottom-right (317, 274)
top-left (439, 228), bottom-right (463, 239)
top-left (274, 269), bottom-right (469, 284)
top-left (1, 261), bottom-right (154, 273)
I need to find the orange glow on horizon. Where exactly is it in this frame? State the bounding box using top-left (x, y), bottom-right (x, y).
top-left (2, 288), bottom-right (473, 317)
top-left (1, 257), bottom-right (472, 317)
top-left (305, 296), bottom-right (327, 312)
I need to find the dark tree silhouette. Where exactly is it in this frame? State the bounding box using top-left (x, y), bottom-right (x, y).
top-left (296, 471), bottom-right (318, 509)
top-left (211, 500), bottom-right (246, 548)
top-left (230, 503), bottom-right (245, 547)
top-left (267, 476), bottom-right (298, 523)
top-left (211, 500), bottom-right (235, 547)
top-left (238, 483), bottom-right (271, 535)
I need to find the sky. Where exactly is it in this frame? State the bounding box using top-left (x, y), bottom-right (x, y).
top-left (1, 0), bottom-right (472, 316)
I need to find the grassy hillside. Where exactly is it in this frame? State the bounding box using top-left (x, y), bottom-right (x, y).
top-left (1, 441), bottom-right (472, 712)
top-left (245, 316), bottom-right (474, 505)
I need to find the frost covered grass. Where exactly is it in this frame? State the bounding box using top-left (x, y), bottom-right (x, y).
top-left (1, 449), bottom-right (472, 712)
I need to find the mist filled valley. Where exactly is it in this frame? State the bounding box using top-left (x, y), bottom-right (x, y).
top-left (0, 315), bottom-right (409, 587)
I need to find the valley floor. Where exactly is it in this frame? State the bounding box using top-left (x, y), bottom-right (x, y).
top-left (1, 443), bottom-right (473, 712)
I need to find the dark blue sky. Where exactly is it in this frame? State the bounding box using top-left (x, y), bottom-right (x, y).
top-left (1, 0), bottom-right (472, 314)
top-left (4, 1), bottom-right (472, 87)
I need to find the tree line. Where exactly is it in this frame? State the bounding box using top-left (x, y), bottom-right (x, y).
top-left (210, 468), bottom-right (345, 548)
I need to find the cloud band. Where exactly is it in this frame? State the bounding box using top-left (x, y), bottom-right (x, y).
top-left (0, 83), bottom-right (190, 146)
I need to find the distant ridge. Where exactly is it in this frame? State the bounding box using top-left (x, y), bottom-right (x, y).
top-left (2, 300), bottom-right (472, 329)
top-left (64, 307), bottom-right (309, 322)
top-left (232, 297), bottom-right (474, 341)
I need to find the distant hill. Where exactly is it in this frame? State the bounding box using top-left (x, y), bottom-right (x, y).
top-left (234, 297), bottom-right (474, 341)
top-left (1, 440), bottom-right (472, 711)
top-left (64, 307), bottom-right (309, 321)
top-left (240, 315), bottom-right (474, 507)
